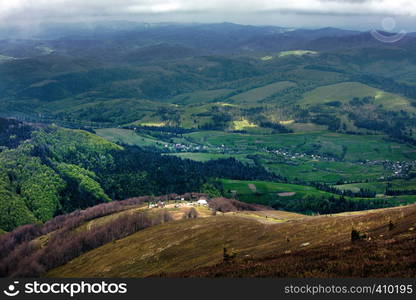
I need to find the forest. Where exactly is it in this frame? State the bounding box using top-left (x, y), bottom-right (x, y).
top-left (0, 118), bottom-right (277, 232)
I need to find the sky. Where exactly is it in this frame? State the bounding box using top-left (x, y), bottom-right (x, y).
top-left (1, 0), bottom-right (416, 32)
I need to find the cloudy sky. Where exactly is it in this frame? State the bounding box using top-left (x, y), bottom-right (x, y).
top-left (1, 0), bottom-right (416, 31)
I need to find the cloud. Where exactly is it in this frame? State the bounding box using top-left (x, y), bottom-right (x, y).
top-left (1, 0), bottom-right (416, 18)
top-left (0, 0), bottom-right (415, 29)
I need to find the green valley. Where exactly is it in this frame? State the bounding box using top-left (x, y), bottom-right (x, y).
top-left (2, 21), bottom-right (416, 279)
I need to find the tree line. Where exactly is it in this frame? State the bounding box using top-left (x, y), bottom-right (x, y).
top-left (272, 195), bottom-right (395, 215)
top-left (312, 182), bottom-right (377, 198)
top-left (0, 124), bottom-right (279, 231)
top-left (1, 209), bottom-right (172, 277)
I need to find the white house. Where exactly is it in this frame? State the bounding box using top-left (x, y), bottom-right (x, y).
top-left (197, 199), bottom-right (208, 206)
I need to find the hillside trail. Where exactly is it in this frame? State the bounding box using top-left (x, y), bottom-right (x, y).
top-left (230, 211), bottom-right (308, 225)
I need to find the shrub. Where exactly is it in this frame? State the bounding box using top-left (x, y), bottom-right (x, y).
top-left (0, 204), bottom-right (170, 277)
top-left (183, 208), bottom-right (199, 219)
top-left (209, 197), bottom-right (265, 213)
top-left (388, 220), bottom-right (395, 231)
top-left (223, 247), bottom-right (237, 263)
top-left (0, 224), bottom-right (41, 261)
top-left (0, 195), bottom-right (154, 275)
top-left (351, 228), bottom-right (361, 242)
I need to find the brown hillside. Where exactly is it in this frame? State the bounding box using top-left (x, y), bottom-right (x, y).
top-left (48, 204), bottom-right (416, 278)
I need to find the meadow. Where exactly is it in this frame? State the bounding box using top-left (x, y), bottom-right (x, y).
top-left (220, 179), bottom-right (334, 203)
top-left (184, 130), bottom-right (416, 162)
top-left (95, 128), bottom-right (168, 148)
top-left (230, 81), bottom-right (296, 103)
top-left (300, 82), bottom-right (416, 112)
top-left (336, 177), bottom-right (416, 193)
top-left (94, 127), bottom-right (416, 185)
top-left (264, 159), bottom-right (387, 183)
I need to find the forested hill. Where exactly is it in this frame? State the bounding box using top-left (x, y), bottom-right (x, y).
top-left (0, 118), bottom-right (277, 232)
top-left (0, 118), bottom-right (33, 149)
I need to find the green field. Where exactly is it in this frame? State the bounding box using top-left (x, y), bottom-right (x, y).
top-left (336, 178), bottom-right (416, 194)
top-left (165, 152), bottom-right (253, 164)
top-left (95, 128), bottom-right (167, 148)
top-left (184, 130), bottom-right (416, 184)
top-left (230, 81), bottom-right (296, 103)
top-left (220, 179), bottom-right (333, 202)
top-left (300, 82), bottom-right (416, 112)
top-left (285, 122), bottom-right (327, 133)
top-left (220, 178), bottom-right (343, 206)
top-left (178, 102), bottom-right (223, 128)
top-left (185, 131), bottom-right (416, 162)
top-left (95, 128), bottom-right (416, 185)
top-left (219, 179), bottom-right (416, 209)
top-left (170, 89), bottom-right (234, 105)
top-left (265, 160), bottom-right (387, 183)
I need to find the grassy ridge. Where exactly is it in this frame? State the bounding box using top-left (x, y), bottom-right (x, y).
top-left (230, 81), bottom-right (296, 103)
top-left (170, 89), bottom-right (234, 105)
top-left (47, 204), bottom-right (416, 278)
top-left (171, 205), bottom-right (416, 277)
top-left (300, 82), bottom-right (415, 112)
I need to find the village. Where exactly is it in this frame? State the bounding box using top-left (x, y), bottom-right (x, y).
top-left (383, 160), bottom-right (416, 177)
top-left (147, 193), bottom-right (210, 209)
top-left (161, 142), bottom-right (416, 179)
top-left (353, 159), bottom-right (416, 178)
top-left (162, 142), bottom-right (232, 154)
top-left (161, 140), bottom-right (341, 162)
top-left (130, 126), bottom-right (416, 180)
top-left (265, 148), bottom-right (337, 162)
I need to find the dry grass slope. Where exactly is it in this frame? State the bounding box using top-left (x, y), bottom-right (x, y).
top-left (48, 204), bottom-right (416, 278)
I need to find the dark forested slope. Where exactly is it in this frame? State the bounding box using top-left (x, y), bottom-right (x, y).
top-left (0, 118), bottom-right (276, 231)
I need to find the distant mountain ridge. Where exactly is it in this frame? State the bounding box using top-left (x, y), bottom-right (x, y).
top-left (1, 21), bottom-right (416, 142)
top-left (1, 22), bottom-right (415, 58)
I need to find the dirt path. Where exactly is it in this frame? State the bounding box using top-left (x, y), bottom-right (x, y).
top-left (230, 211), bottom-right (289, 224)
